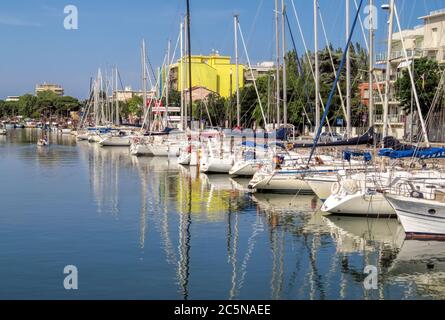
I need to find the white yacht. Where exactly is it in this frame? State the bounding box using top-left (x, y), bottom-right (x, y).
top-left (385, 178), bottom-right (445, 239)
top-left (322, 170), bottom-right (445, 217)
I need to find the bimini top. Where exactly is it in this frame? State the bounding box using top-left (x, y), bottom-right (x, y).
top-left (378, 147), bottom-right (445, 159)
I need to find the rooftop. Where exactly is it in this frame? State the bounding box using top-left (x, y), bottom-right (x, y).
top-left (419, 8), bottom-right (445, 20)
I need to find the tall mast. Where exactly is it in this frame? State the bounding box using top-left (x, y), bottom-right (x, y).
top-left (180, 21), bottom-right (185, 130)
top-left (274, 0), bottom-right (281, 127)
top-left (166, 39), bottom-right (171, 127)
top-left (383, 0), bottom-right (395, 141)
top-left (368, 0), bottom-right (374, 127)
top-left (314, 0), bottom-right (320, 133)
top-left (346, 0), bottom-right (351, 138)
top-left (281, 0), bottom-right (287, 127)
top-left (142, 40), bottom-right (148, 131)
top-left (186, 0), bottom-right (193, 129)
top-left (115, 66), bottom-right (119, 125)
top-left (183, 17), bottom-right (188, 130)
top-left (234, 14), bottom-right (240, 128)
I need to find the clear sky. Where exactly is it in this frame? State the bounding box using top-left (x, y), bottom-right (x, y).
top-left (0, 0), bottom-right (444, 99)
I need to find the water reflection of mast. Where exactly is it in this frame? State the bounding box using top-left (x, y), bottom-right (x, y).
top-left (270, 227), bottom-right (285, 300)
top-left (160, 170), bottom-right (177, 265)
top-left (138, 160), bottom-right (148, 249)
top-left (177, 167), bottom-right (192, 300)
top-left (228, 211), bottom-right (239, 300)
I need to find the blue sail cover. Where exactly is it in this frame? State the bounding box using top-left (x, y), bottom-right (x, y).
top-left (379, 148), bottom-right (445, 159)
top-left (343, 150), bottom-right (372, 162)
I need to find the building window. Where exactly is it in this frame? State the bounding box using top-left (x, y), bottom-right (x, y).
top-left (432, 28), bottom-right (439, 47)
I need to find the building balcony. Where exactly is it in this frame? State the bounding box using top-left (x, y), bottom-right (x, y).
top-left (375, 114), bottom-right (405, 124)
top-left (375, 49), bottom-right (423, 64)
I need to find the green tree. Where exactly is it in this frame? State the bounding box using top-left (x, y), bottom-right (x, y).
top-left (395, 57), bottom-right (442, 115)
top-left (18, 94), bottom-right (38, 117)
top-left (127, 95), bottom-right (143, 117)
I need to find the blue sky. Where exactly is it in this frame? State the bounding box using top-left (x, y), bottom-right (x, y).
top-left (0, 0), bottom-right (444, 99)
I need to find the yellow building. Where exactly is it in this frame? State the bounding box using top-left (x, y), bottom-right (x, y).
top-left (169, 53), bottom-right (244, 98)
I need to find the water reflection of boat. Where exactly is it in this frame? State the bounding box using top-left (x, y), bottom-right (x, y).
top-left (253, 193), bottom-right (320, 213)
top-left (387, 240), bottom-right (445, 299)
top-left (323, 216), bottom-right (405, 254)
top-left (229, 177), bottom-right (252, 192)
top-left (200, 173), bottom-right (235, 191)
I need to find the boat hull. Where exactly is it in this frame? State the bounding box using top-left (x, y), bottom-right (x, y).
top-left (229, 161), bottom-right (260, 177)
top-left (99, 136), bottom-right (131, 147)
top-left (201, 158), bottom-right (233, 173)
top-left (305, 177), bottom-right (337, 201)
top-left (322, 192), bottom-right (395, 217)
top-left (249, 174), bottom-right (314, 194)
top-left (386, 194), bottom-right (445, 239)
top-left (130, 143), bottom-right (153, 156)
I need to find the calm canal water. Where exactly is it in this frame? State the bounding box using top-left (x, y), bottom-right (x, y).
top-left (0, 129), bottom-right (444, 300)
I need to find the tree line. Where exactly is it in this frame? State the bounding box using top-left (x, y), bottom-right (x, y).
top-left (0, 91), bottom-right (82, 119)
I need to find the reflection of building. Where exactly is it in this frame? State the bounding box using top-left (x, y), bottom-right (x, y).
top-left (35, 82), bottom-right (64, 96)
top-left (169, 52), bottom-right (244, 98)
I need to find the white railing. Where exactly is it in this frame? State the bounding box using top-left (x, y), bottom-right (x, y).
top-left (376, 49), bottom-right (423, 62)
top-left (375, 114), bottom-right (404, 124)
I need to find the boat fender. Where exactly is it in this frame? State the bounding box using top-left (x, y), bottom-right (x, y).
top-left (331, 182), bottom-right (341, 195)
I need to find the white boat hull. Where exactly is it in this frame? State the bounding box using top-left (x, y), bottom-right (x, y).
top-left (178, 152), bottom-right (191, 165)
top-left (386, 194), bottom-right (445, 238)
top-left (99, 136), bottom-right (131, 146)
top-left (201, 158), bottom-right (233, 173)
top-left (150, 144), bottom-right (180, 157)
top-left (229, 161), bottom-right (260, 176)
top-left (88, 134), bottom-right (103, 143)
top-left (322, 192), bottom-right (395, 217)
top-left (249, 173), bottom-right (313, 194)
top-left (130, 143), bottom-right (153, 156)
top-left (305, 177), bottom-right (337, 201)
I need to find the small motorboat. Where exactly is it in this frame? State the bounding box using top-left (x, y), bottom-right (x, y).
top-left (37, 138), bottom-right (49, 147)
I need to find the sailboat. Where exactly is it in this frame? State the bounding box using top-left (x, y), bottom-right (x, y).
top-left (385, 180), bottom-right (445, 239)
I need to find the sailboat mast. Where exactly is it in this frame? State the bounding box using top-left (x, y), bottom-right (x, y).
top-left (314, 0), bottom-right (320, 133)
top-left (166, 39), bottom-right (171, 127)
top-left (115, 67), bottom-right (119, 125)
top-left (142, 40), bottom-right (148, 131)
top-left (383, 0), bottom-right (395, 141)
top-left (281, 0), bottom-right (287, 128)
top-left (234, 14), bottom-right (240, 128)
top-left (275, 0), bottom-right (281, 127)
top-left (346, 0), bottom-right (351, 138)
top-left (186, 0), bottom-right (193, 129)
top-left (368, 0), bottom-right (374, 127)
top-left (180, 21), bottom-right (185, 130)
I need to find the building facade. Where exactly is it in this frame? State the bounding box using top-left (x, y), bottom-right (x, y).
top-left (169, 52), bottom-right (244, 99)
top-left (371, 8), bottom-right (445, 140)
top-left (35, 83), bottom-right (64, 96)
